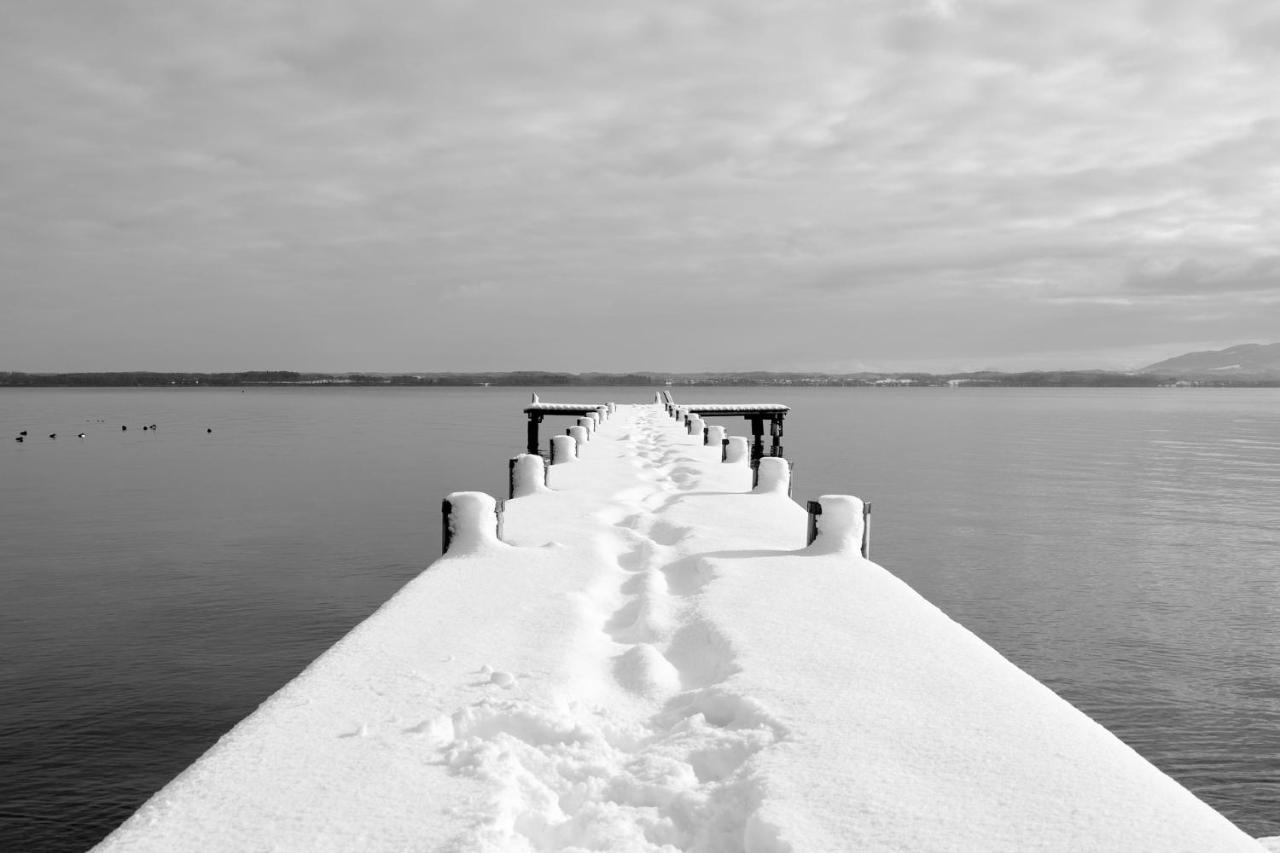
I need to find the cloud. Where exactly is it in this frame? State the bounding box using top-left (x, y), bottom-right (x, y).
top-left (2, 0), bottom-right (1279, 370)
top-left (1123, 256), bottom-right (1280, 297)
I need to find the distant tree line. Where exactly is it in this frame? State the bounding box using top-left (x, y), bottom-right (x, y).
top-left (1, 370), bottom-right (1276, 388)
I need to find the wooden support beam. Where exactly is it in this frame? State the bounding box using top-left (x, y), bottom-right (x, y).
top-left (526, 413), bottom-right (543, 455)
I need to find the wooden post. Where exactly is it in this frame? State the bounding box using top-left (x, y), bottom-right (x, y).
top-left (862, 501), bottom-right (871, 559)
top-left (722, 437), bottom-right (730, 461)
top-left (550, 434), bottom-right (576, 464)
top-left (441, 497), bottom-right (454, 554)
top-left (442, 492), bottom-right (504, 555)
top-left (509, 454), bottom-right (547, 498)
top-left (526, 413), bottom-right (542, 455)
top-left (749, 416), bottom-right (765, 461)
top-left (770, 415), bottom-right (784, 458)
top-left (806, 500), bottom-right (822, 546)
top-left (804, 496), bottom-right (870, 557)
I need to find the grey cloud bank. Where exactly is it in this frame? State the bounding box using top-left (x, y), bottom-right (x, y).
top-left (2, 0), bottom-right (1278, 372)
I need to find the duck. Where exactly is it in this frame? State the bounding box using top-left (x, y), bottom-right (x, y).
top-left (14, 436), bottom-right (22, 442)
top-left (19, 430), bottom-right (27, 436)
top-left (78, 433), bottom-right (86, 439)
top-left (49, 433), bottom-right (56, 439)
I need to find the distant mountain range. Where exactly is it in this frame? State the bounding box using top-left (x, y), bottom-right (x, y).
top-left (1141, 343), bottom-right (1280, 379)
top-left (4, 344), bottom-right (1280, 387)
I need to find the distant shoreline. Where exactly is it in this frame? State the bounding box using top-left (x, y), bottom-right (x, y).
top-left (2, 371), bottom-right (1278, 388)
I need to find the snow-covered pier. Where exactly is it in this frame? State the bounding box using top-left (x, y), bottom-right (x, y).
top-left (98, 401), bottom-right (1265, 852)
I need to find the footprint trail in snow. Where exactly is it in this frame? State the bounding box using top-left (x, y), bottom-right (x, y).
top-left (440, 407), bottom-right (791, 853)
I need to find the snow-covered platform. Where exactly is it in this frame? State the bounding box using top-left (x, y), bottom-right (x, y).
top-left (97, 403), bottom-right (1265, 852)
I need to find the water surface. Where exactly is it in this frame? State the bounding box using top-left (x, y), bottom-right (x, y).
top-left (2, 386), bottom-right (1278, 848)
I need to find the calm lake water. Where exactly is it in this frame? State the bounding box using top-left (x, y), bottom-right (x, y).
top-left (2, 387), bottom-right (1278, 848)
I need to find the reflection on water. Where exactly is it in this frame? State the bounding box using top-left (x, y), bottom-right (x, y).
top-left (2, 387), bottom-right (1279, 847)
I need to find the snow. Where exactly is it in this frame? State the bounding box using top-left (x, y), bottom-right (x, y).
top-left (509, 454), bottom-right (549, 499)
top-left (550, 434), bottom-right (576, 464)
top-left (752, 457), bottom-right (790, 495)
top-left (96, 404), bottom-right (1265, 852)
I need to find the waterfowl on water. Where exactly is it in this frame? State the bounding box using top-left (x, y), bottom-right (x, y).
top-left (19, 430), bottom-right (27, 436)
top-left (78, 433), bottom-right (86, 438)
top-left (14, 436), bottom-right (22, 442)
top-left (121, 425), bottom-right (127, 430)
top-left (49, 433), bottom-right (56, 439)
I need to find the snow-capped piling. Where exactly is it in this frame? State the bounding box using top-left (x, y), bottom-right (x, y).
top-left (705, 425), bottom-right (726, 446)
top-left (687, 416), bottom-right (705, 437)
top-left (595, 406), bottom-right (608, 423)
top-left (578, 416), bottom-right (595, 435)
top-left (724, 436), bottom-right (749, 464)
top-left (753, 456), bottom-right (791, 495)
top-left (440, 492), bottom-right (503, 554)
top-left (550, 434), bottom-right (577, 464)
top-left (568, 425), bottom-right (589, 449)
top-left (806, 495), bottom-right (870, 558)
top-left (508, 453), bottom-right (548, 498)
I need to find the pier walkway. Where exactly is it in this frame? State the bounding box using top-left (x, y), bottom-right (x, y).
top-left (98, 403), bottom-right (1263, 852)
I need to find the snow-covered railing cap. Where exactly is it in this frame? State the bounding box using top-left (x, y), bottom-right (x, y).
top-left (441, 492), bottom-right (503, 555)
top-left (550, 434), bottom-right (577, 464)
top-left (568, 425), bottom-right (589, 449)
top-left (705, 425), bottom-right (726, 446)
top-left (724, 436), bottom-right (749, 463)
top-left (806, 495), bottom-right (870, 558)
top-left (508, 453), bottom-right (548, 498)
top-left (524, 403), bottom-right (607, 414)
top-left (680, 403), bottom-right (790, 414)
top-left (753, 456), bottom-right (791, 494)
top-left (687, 416), bottom-right (705, 437)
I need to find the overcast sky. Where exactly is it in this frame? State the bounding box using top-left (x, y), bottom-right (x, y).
top-left (2, 0), bottom-right (1278, 373)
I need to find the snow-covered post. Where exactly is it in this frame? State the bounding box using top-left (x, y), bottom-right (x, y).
top-left (596, 406), bottom-right (608, 424)
top-left (607, 402), bottom-right (616, 415)
top-left (577, 416), bottom-right (594, 437)
top-left (568, 425), bottom-right (589, 450)
top-left (724, 436), bottom-right (749, 464)
top-left (687, 416), bottom-right (705, 437)
top-left (441, 492), bottom-right (503, 554)
top-left (705, 425), bottom-right (726, 447)
top-left (752, 456), bottom-right (792, 495)
top-left (805, 496), bottom-right (870, 557)
top-left (587, 413), bottom-right (601, 432)
top-left (550, 434), bottom-right (577, 464)
top-left (508, 453), bottom-right (548, 498)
